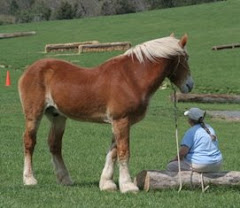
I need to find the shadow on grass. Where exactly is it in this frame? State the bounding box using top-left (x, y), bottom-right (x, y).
top-left (72, 181), bottom-right (100, 188)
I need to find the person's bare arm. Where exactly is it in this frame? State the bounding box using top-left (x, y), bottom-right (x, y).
top-left (169, 145), bottom-right (189, 162)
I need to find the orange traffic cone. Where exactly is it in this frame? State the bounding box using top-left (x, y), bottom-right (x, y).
top-left (5, 70), bottom-right (11, 86)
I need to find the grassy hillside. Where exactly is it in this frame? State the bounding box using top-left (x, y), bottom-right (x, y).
top-left (0, 0), bottom-right (239, 93)
top-left (0, 1), bottom-right (240, 207)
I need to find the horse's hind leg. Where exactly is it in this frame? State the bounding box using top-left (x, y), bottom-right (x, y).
top-left (21, 92), bottom-right (44, 185)
top-left (99, 135), bottom-right (118, 191)
top-left (19, 71), bottom-right (46, 185)
top-left (46, 111), bottom-right (73, 185)
top-left (23, 117), bottom-right (42, 185)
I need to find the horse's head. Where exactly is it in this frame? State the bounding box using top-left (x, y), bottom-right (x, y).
top-left (168, 34), bottom-right (194, 93)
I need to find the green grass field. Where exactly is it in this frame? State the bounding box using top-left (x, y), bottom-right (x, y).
top-left (1, 0), bottom-right (240, 207)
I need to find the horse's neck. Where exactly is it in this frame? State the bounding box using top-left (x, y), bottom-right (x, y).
top-left (129, 56), bottom-right (171, 96)
top-left (103, 55), bottom-right (171, 98)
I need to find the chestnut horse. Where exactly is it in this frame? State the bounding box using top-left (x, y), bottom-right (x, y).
top-left (18, 34), bottom-right (193, 193)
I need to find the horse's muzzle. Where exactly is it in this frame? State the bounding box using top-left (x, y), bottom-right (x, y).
top-left (181, 76), bottom-right (194, 93)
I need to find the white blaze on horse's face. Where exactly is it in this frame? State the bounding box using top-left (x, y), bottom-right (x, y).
top-left (180, 75), bottom-right (194, 93)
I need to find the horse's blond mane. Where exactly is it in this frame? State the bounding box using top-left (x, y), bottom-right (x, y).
top-left (124, 36), bottom-right (186, 63)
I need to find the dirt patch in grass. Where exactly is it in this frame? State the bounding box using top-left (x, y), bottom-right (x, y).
top-left (207, 111), bottom-right (240, 122)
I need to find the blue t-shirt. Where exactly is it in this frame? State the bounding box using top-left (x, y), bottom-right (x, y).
top-left (181, 124), bottom-right (223, 165)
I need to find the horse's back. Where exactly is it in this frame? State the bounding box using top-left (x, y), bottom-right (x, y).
top-left (22, 58), bottom-right (82, 76)
top-left (18, 59), bottom-right (80, 111)
top-left (19, 58), bottom-right (84, 90)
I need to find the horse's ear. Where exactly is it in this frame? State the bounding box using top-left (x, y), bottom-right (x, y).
top-left (179, 34), bottom-right (188, 48)
top-left (170, 33), bottom-right (175, 37)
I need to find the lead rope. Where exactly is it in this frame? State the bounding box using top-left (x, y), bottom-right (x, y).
top-left (200, 173), bottom-right (209, 193)
top-left (171, 84), bottom-right (183, 193)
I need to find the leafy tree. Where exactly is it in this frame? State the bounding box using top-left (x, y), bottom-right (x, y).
top-left (72, 2), bottom-right (86, 18)
top-left (115, 0), bottom-right (136, 14)
top-left (101, 1), bottom-right (116, 15)
top-left (55, 1), bottom-right (74, 20)
top-left (161, 0), bottom-right (174, 8)
top-left (16, 9), bottom-right (34, 23)
top-left (32, 1), bottom-right (51, 21)
top-left (9, 0), bottom-right (19, 15)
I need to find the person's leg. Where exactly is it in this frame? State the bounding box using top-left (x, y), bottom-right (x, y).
top-left (192, 161), bottom-right (222, 173)
top-left (166, 160), bottom-right (192, 172)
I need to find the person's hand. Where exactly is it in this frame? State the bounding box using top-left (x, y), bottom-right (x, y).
top-left (168, 157), bottom-right (178, 163)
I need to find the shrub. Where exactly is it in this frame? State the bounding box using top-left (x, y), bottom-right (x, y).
top-left (101, 1), bottom-right (116, 15)
top-left (9, 0), bottom-right (19, 15)
top-left (16, 9), bottom-right (34, 23)
top-left (55, 1), bottom-right (74, 20)
top-left (32, 1), bottom-right (51, 21)
top-left (0, 15), bottom-right (16, 25)
top-left (115, 0), bottom-right (136, 15)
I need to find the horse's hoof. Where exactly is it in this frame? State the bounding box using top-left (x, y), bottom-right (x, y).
top-left (59, 175), bottom-right (74, 186)
top-left (100, 180), bottom-right (117, 191)
top-left (120, 182), bottom-right (139, 193)
top-left (23, 176), bottom-right (38, 185)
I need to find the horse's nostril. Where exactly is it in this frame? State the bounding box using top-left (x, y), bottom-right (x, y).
top-left (186, 83), bottom-right (192, 92)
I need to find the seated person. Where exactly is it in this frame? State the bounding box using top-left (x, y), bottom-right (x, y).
top-left (167, 107), bottom-right (223, 173)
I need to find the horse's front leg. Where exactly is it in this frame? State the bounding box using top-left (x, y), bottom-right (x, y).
top-left (113, 118), bottom-right (139, 193)
top-left (99, 136), bottom-right (118, 191)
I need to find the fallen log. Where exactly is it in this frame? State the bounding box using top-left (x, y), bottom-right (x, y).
top-left (207, 110), bottom-right (240, 121)
top-left (171, 93), bottom-right (240, 104)
top-left (78, 42), bottom-right (131, 53)
top-left (212, 43), bottom-right (240, 50)
top-left (134, 170), bottom-right (240, 191)
top-left (0, 31), bottom-right (36, 39)
top-left (45, 40), bottom-right (99, 53)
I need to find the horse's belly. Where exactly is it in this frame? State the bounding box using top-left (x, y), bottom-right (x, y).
top-left (67, 112), bottom-right (112, 123)
top-left (45, 91), bottom-right (111, 123)
top-left (46, 105), bottom-right (111, 124)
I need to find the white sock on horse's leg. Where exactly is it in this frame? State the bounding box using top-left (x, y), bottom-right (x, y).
top-left (100, 149), bottom-right (117, 191)
top-left (118, 160), bottom-right (139, 193)
top-left (23, 119), bottom-right (40, 186)
top-left (23, 154), bottom-right (37, 185)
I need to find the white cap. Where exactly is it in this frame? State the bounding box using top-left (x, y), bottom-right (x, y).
top-left (184, 107), bottom-right (205, 121)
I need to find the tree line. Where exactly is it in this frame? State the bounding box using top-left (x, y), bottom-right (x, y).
top-left (0, 0), bottom-right (224, 25)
